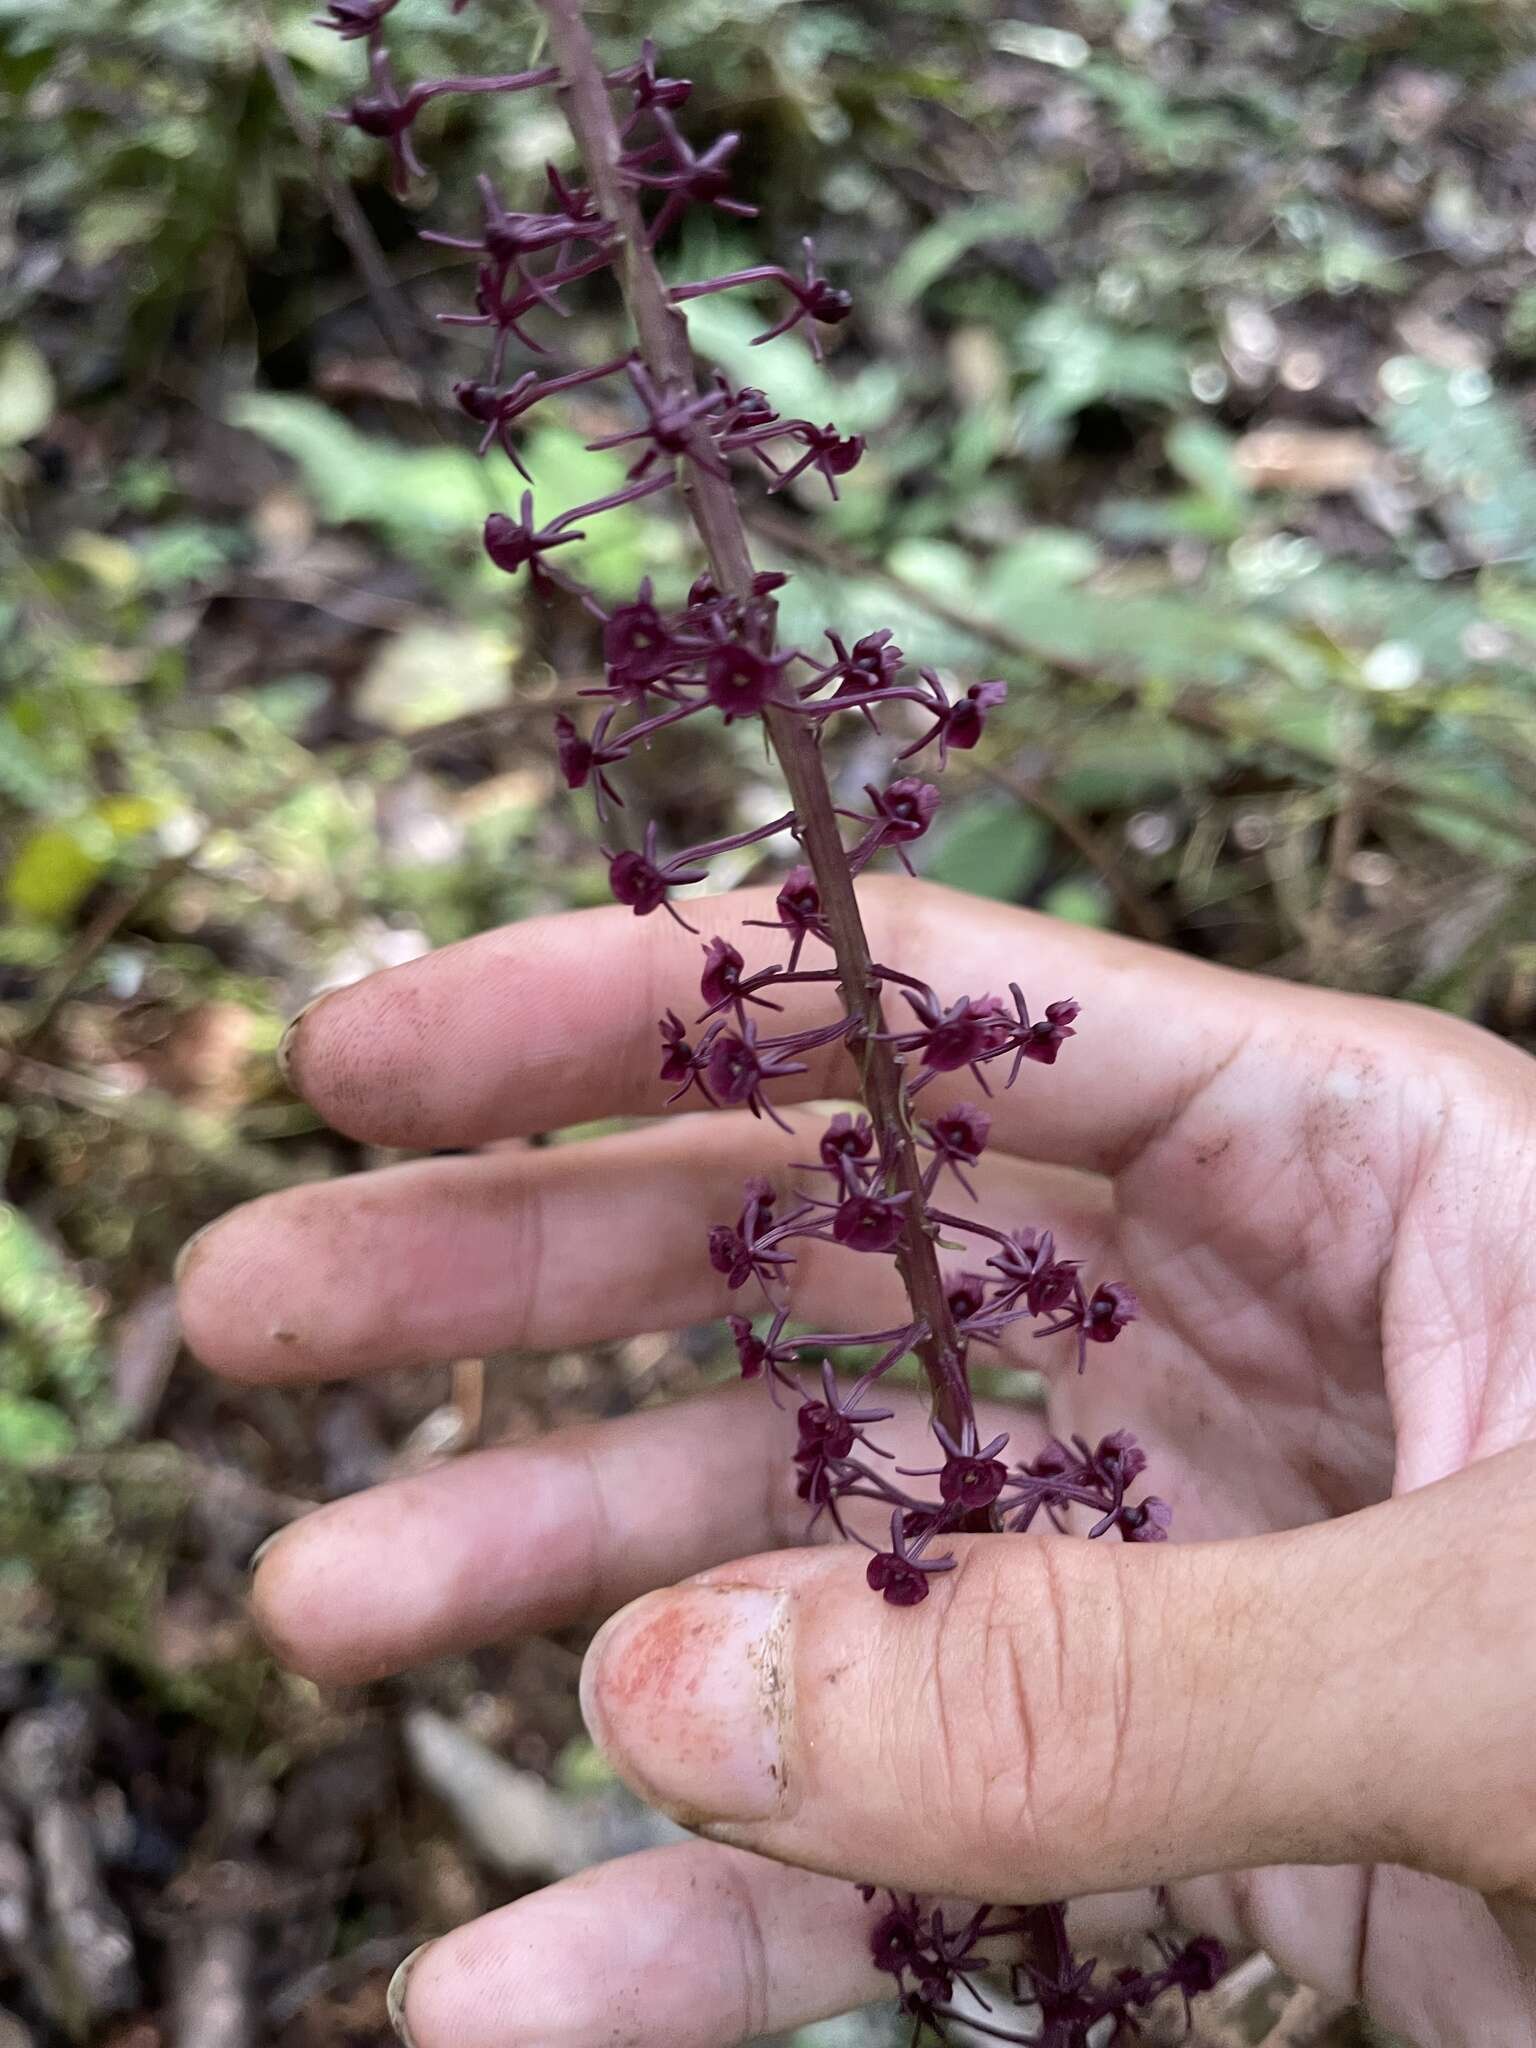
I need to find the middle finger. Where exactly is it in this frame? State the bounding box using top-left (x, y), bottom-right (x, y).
top-left (180, 1113), bottom-right (1111, 1387)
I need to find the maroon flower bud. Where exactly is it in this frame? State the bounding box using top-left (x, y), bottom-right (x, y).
top-left (766, 422), bottom-right (865, 498)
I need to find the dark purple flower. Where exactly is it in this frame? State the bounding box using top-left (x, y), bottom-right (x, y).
top-left (1116, 1496), bottom-right (1172, 1542)
top-left (658, 1009), bottom-right (715, 1107)
top-left (766, 421), bottom-right (865, 499)
top-left (1087, 1429), bottom-right (1149, 1490)
top-left (819, 1112), bottom-right (874, 1170)
top-left (670, 238), bottom-right (853, 359)
top-left (865, 1508), bottom-right (955, 1606)
top-left (796, 1398), bottom-right (857, 1462)
top-left (1039, 1279), bottom-right (1140, 1371)
top-left (609, 844), bottom-right (696, 920)
top-left (728, 1312), bottom-right (768, 1379)
top-left (607, 38), bottom-right (692, 130)
top-left (1009, 988), bottom-right (1081, 1072)
top-left (945, 1271), bottom-right (989, 1323)
top-left (625, 109), bottom-right (758, 246)
top-left (897, 1417), bottom-right (1010, 1512)
top-left (602, 582), bottom-right (692, 699)
top-left (587, 357), bottom-right (731, 480)
top-left (1086, 1281), bottom-right (1139, 1343)
top-left (330, 49), bottom-right (559, 198)
top-left (825, 626), bottom-right (903, 692)
top-left (703, 1020), bottom-right (808, 1130)
top-left (707, 1177), bottom-right (796, 1294)
top-left (704, 641), bottom-right (793, 721)
top-left (847, 778), bottom-right (941, 876)
top-left (866, 1551), bottom-right (936, 1605)
top-left (919, 1101), bottom-right (991, 1196)
top-left (869, 1903), bottom-right (925, 1976)
top-left (897, 670), bottom-right (1008, 769)
top-left (832, 1189), bottom-right (911, 1253)
top-left (482, 492), bottom-right (593, 595)
top-left (553, 709), bottom-right (634, 816)
top-left (700, 938), bottom-right (747, 1010)
top-left (987, 1227), bottom-right (1080, 1317)
top-left (939, 1446), bottom-right (1008, 1511)
top-left (608, 815), bottom-right (794, 928)
top-left (907, 993), bottom-right (1010, 1077)
top-left (745, 864), bottom-right (831, 969)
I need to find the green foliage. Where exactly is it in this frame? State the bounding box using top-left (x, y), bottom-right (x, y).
top-left (1380, 357), bottom-right (1536, 564)
top-left (928, 798), bottom-right (1048, 901)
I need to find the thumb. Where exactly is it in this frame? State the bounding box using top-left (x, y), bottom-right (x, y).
top-left (579, 1448), bottom-right (1536, 1904)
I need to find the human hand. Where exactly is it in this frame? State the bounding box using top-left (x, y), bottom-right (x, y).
top-left (179, 879), bottom-right (1536, 2047)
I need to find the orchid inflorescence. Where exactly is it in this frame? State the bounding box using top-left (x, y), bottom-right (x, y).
top-left (322, 0), bottom-right (1223, 2035)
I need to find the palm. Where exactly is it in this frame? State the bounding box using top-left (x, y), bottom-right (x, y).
top-left (183, 881), bottom-right (1536, 2048)
top-left (979, 1003), bottom-right (1536, 2033)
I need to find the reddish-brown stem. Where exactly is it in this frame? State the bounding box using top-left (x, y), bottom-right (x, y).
top-left (532, 0), bottom-right (969, 1439)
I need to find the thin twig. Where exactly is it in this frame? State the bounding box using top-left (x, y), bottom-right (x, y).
top-left (252, 10), bottom-right (429, 377)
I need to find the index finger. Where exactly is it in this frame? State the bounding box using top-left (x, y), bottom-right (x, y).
top-left (279, 875), bottom-right (1312, 1173)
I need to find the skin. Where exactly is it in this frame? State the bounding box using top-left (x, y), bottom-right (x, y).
top-left (178, 877), bottom-right (1536, 2048)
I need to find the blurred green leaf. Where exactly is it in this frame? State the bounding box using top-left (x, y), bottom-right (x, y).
top-left (6, 823), bottom-right (106, 922)
top-left (1380, 356), bottom-right (1536, 563)
top-left (1041, 877), bottom-right (1110, 926)
top-left (1014, 304), bottom-right (1188, 438)
top-left (886, 201), bottom-right (1053, 306)
top-left (0, 1396), bottom-right (76, 1466)
top-left (927, 797), bottom-right (1048, 900)
top-left (0, 334), bottom-right (54, 445)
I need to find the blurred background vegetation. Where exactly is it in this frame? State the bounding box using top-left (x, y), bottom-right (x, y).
top-left (3, 0), bottom-right (1536, 2040)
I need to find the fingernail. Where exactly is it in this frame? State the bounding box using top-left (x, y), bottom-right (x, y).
top-left (276, 994), bottom-right (328, 1089)
top-left (580, 1583), bottom-right (789, 1827)
top-left (172, 1220), bottom-right (219, 1287)
top-left (248, 1529), bottom-right (286, 1576)
top-left (387, 1940), bottom-right (435, 2048)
